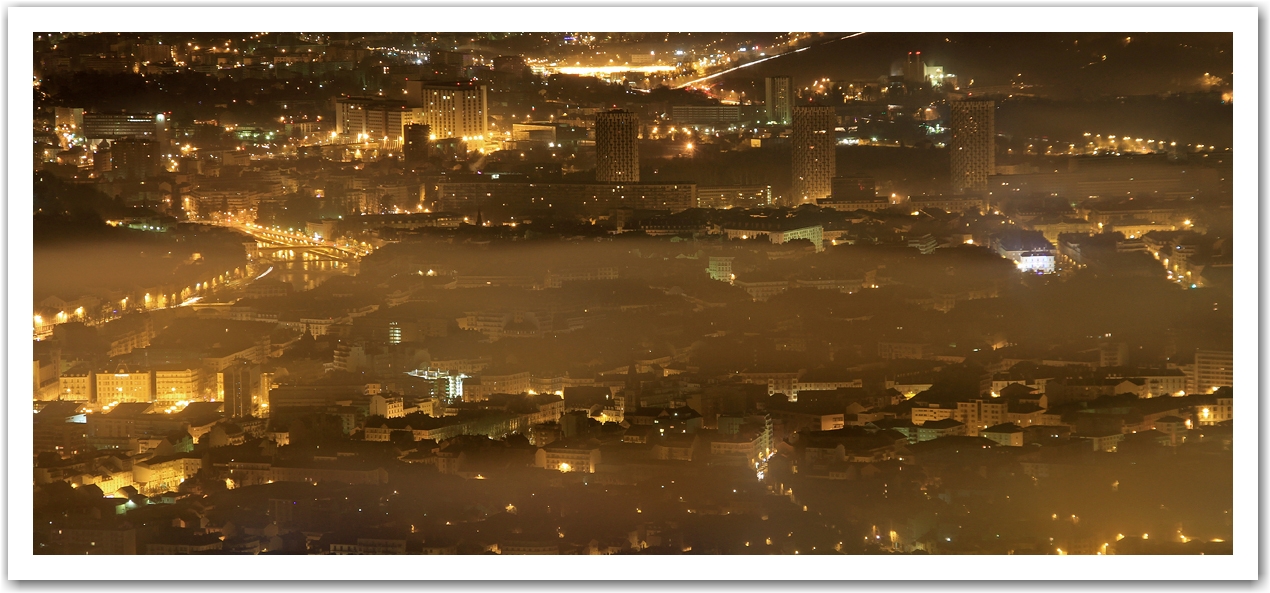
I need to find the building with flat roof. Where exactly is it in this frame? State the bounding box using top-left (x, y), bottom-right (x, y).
top-left (697, 185), bottom-right (772, 209)
top-left (1193, 349), bottom-right (1232, 394)
top-left (432, 181), bottom-right (696, 215)
top-left (765, 76), bottom-right (793, 125)
top-left (82, 112), bottom-right (166, 143)
top-left (403, 123), bottom-right (431, 164)
top-left (670, 105), bottom-right (740, 125)
top-left (792, 106), bottom-right (837, 204)
top-left (334, 98), bottom-right (413, 143)
top-left (596, 110), bottom-right (640, 183)
top-left (109, 137), bottom-right (160, 180)
top-left (950, 99), bottom-right (995, 194)
top-left (406, 80), bottom-right (488, 142)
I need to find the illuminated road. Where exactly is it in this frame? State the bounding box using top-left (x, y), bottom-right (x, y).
top-left (675, 32), bottom-right (867, 89)
top-left (215, 221), bottom-right (371, 259)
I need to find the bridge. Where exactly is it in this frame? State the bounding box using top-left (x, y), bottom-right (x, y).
top-left (210, 221), bottom-right (372, 261)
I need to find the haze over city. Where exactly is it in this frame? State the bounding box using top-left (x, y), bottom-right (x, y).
top-left (31, 31), bottom-right (1233, 557)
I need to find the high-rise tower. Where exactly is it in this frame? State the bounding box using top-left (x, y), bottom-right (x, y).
top-left (406, 80), bottom-right (488, 142)
top-left (596, 110), bottom-right (640, 183)
top-left (765, 76), bottom-right (793, 125)
top-left (219, 359), bottom-right (256, 419)
top-left (403, 123), bottom-right (431, 165)
top-left (950, 99), bottom-right (995, 193)
top-left (791, 105), bottom-right (837, 203)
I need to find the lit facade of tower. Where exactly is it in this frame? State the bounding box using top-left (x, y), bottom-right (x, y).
top-left (791, 105), bottom-right (837, 203)
top-left (406, 80), bottom-right (488, 142)
top-left (595, 110), bottom-right (640, 183)
top-left (765, 76), bottom-right (793, 125)
top-left (950, 99), bottom-right (995, 193)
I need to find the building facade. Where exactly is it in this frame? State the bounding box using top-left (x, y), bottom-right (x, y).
top-left (670, 105), bottom-right (740, 125)
top-left (154, 369), bottom-right (201, 403)
top-left (82, 112), bottom-right (165, 143)
top-left (96, 371), bottom-right (153, 405)
top-left (334, 98), bottom-right (413, 143)
top-left (697, 185), bottom-right (773, 209)
top-left (403, 123), bottom-right (431, 164)
top-left (109, 137), bottom-right (160, 180)
top-left (765, 76), bottom-right (793, 125)
top-left (219, 360), bottom-right (255, 418)
top-left (406, 81), bottom-right (488, 142)
top-left (1193, 349), bottom-right (1233, 393)
top-left (432, 181), bottom-right (696, 215)
top-left (595, 110), bottom-right (640, 183)
top-left (950, 99), bottom-right (995, 193)
top-left (791, 106), bottom-right (837, 204)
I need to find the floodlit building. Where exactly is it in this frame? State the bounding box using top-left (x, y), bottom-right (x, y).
top-left (535, 440), bottom-right (602, 473)
top-left (406, 80), bottom-right (489, 142)
top-left (994, 230), bottom-right (1056, 274)
top-left (154, 368), bottom-right (201, 403)
top-left (707, 256), bottom-right (734, 283)
top-left (334, 98), bottom-right (413, 143)
top-left (369, 394), bottom-right (406, 418)
top-left (96, 371), bottom-right (153, 405)
top-left (407, 368), bottom-right (466, 403)
top-left (59, 367), bottom-right (94, 402)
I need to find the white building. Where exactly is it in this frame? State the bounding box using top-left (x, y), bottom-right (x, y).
top-left (994, 231), bottom-right (1056, 274)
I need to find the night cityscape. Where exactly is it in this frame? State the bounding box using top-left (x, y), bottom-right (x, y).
top-left (30, 31), bottom-right (1235, 557)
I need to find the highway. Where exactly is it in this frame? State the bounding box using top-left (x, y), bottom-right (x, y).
top-left (674, 32), bottom-right (867, 90)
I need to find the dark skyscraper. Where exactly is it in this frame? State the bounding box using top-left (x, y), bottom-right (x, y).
top-left (765, 76), bottom-right (793, 125)
top-left (950, 99), bottom-right (996, 193)
top-left (404, 123), bottom-right (431, 165)
top-left (595, 110), bottom-right (640, 183)
top-left (904, 51), bottom-right (927, 85)
top-left (109, 137), bottom-right (159, 181)
top-left (220, 360), bottom-right (255, 418)
top-left (791, 105), bottom-right (837, 203)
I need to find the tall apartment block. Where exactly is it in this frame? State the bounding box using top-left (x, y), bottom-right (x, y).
top-left (596, 110), bottom-right (640, 183)
top-left (950, 99), bottom-right (995, 193)
top-left (403, 123), bottom-right (432, 164)
top-left (406, 80), bottom-right (489, 141)
top-left (765, 76), bottom-right (793, 125)
top-left (791, 105), bottom-right (837, 204)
